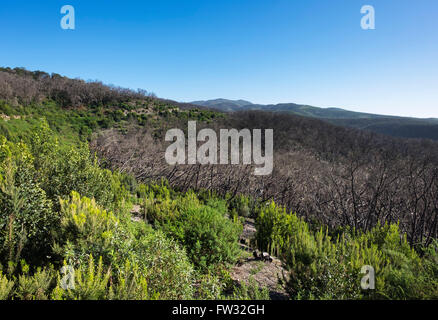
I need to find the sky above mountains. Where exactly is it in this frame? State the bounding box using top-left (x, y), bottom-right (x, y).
top-left (0, 0), bottom-right (437, 117)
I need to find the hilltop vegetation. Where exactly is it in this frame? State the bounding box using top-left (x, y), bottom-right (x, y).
top-left (0, 67), bottom-right (221, 143)
top-left (0, 68), bottom-right (437, 300)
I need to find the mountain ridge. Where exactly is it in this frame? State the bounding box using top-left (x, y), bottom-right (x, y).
top-left (190, 98), bottom-right (438, 140)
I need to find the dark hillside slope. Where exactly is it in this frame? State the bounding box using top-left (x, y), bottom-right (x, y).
top-left (328, 117), bottom-right (438, 140)
top-left (93, 109), bottom-right (438, 246)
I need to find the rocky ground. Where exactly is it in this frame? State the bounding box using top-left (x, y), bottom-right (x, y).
top-left (230, 219), bottom-right (289, 300)
top-left (130, 204), bottom-right (143, 222)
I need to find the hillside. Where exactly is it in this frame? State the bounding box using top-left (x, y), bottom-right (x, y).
top-left (191, 98), bottom-right (253, 111)
top-left (0, 68), bottom-right (437, 300)
top-left (191, 99), bottom-right (438, 140)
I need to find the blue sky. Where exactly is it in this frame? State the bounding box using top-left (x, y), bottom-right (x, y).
top-left (1, 0), bottom-right (437, 117)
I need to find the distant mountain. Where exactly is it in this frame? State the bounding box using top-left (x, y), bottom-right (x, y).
top-left (190, 99), bottom-right (438, 140)
top-left (191, 99), bottom-right (253, 112)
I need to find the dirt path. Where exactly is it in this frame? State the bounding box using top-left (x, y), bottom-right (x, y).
top-left (230, 219), bottom-right (289, 300)
top-left (130, 204), bottom-right (143, 222)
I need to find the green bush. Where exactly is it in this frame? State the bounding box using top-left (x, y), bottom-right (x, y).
top-left (165, 204), bottom-right (241, 270)
top-left (145, 188), bottom-right (242, 271)
top-left (255, 201), bottom-right (438, 299)
top-left (108, 259), bottom-right (159, 300)
top-left (15, 265), bottom-right (54, 300)
top-left (54, 191), bottom-right (194, 300)
top-left (231, 277), bottom-right (270, 300)
top-left (54, 191), bottom-right (121, 266)
top-left (229, 194), bottom-right (252, 218)
top-left (51, 255), bottom-right (159, 300)
top-left (30, 123), bottom-right (114, 208)
top-left (0, 143), bottom-right (56, 267)
top-left (129, 229), bottom-right (194, 299)
top-left (0, 271), bottom-right (14, 300)
top-left (52, 255), bottom-right (110, 300)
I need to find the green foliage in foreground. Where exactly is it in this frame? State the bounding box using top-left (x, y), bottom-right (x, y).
top-left (0, 122), bottom-right (254, 300)
top-left (255, 201), bottom-right (438, 299)
top-left (142, 186), bottom-right (243, 271)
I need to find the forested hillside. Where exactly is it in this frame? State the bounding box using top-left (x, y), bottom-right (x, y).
top-left (0, 68), bottom-right (437, 300)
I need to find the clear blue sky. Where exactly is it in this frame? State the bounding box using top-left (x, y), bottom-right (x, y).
top-left (1, 0), bottom-right (437, 117)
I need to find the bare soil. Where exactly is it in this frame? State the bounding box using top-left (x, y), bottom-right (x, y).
top-left (231, 218), bottom-right (289, 300)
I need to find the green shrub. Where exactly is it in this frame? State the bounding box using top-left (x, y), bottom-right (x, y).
top-left (0, 271), bottom-right (14, 300)
top-left (195, 272), bottom-right (225, 300)
top-left (147, 190), bottom-right (242, 271)
top-left (255, 200), bottom-right (438, 299)
top-left (52, 255), bottom-right (110, 300)
top-left (0, 151), bottom-right (56, 267)
top-left (229, 194), bottom-right (252, 218)
top-left (231, 277), bottom-right (270, 300)
top-left (108, 259), bottom-right (159, 300)
top-left (28, 121), bottom-right (114, 209)
top-left (55, 191), bottom-right (121, 266)
top-left (129, 228), bottom-right (194, 299)
top-left (15, 265), bottom-right (54, 300)
top-left (168, 205), bottom-right (241, 270)
top-left (55, 191), bottom-right (194, 300)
